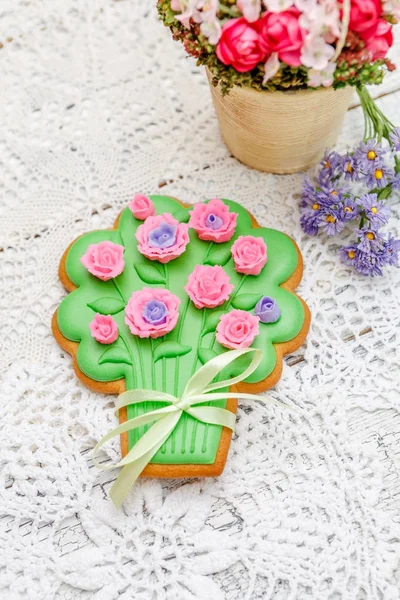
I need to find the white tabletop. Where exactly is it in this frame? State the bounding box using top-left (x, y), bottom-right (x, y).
top-left (0, 2), bottom-right (399, 599)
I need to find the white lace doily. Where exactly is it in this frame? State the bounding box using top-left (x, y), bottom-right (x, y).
top-left (1, 2), bottom-right (400, 599)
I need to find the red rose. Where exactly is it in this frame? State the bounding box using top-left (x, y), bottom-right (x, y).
top-left (361, 19), bottom-right (393, 59)
top-left (259, 8), bottom-right (305, 67)
top-left (216, 17), bottom-right (267, 73)
top-left (349, 0), bottom-right (382, 34)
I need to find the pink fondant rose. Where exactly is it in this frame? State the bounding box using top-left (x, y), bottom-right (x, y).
top-left (125, 288), bottom-right (180, 339)
top-left (81, 241), bottom-right (125, 281)
top-left (188, 198), bottom-right (238, 243)
top-left (216, 309), bottom-right (260, 349)
top-left (89, 314), bottom-right (119, 344)
top-left (128, 194), bottom-right (155, 220)
top-left (231, 235), bottom-right (267, 275)
top-left (216, 18), bottom-right (266, 73)
top-left (259, 9), bottom-right (305, 67)
top-left (136, 213), bottom-right (190, 263)
top-left (185, 265), bottom-right (234, 309)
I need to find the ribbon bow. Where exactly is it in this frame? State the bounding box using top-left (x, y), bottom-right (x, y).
top-left (94, 348), bottom-right (290, 508)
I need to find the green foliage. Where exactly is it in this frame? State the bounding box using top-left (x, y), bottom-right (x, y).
top-left (135, 263), bottom-right (166, 285)
top-left (99, 346), bottom-right (132, 365)
top-left (231, 293), bottom-right (263, 310)
top-left (87, 297), bottom-right (126, 315)
top-left (153, 341), bottom-right (192, 362)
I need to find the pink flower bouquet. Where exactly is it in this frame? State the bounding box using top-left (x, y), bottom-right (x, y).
top-left (158, 0), bottom-right (398, 94)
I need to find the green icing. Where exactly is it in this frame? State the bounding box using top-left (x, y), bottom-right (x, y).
top-left (57, 196), bottom-right (305, 465)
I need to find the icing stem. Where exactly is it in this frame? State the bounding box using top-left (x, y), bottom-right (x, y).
top-left (112, 278), bottom-right (126, 303)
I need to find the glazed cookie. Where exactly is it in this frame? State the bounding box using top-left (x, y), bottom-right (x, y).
top-left (53, 196), bottom-right (310, 487)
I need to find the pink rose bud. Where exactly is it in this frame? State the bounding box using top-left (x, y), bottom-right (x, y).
top-left (81, 241), bottom-right (125, 281)
top-left (128, 194), bottom-right (156, 220)
top-left (185, 265), bottom-right (234, 309)
top-left (216, 309), bottom-right (260, 349)
top-left (136, 213), bottom-right (189, 264)
top-left (231, 235), bottom-right (267, 275)
top-left (125, 288), bottom-right (181, 339)
top-left (89, 314), bottom-right (119, 344)
top-left (188, 198), bottom-right (238, 243)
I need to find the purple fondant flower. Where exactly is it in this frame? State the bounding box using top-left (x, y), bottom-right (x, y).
top-left (142, 299), bottom-right (169, 325)
top-left (136, 214), bottom-right (189, 263)
top-left (389, 127), bottom-right (400, 151)
top-left (205, 213), bottom-right (224, 230)
top-left (148, 222), bottom-right (177, 249)
top-left (255, 296), bottom-right (281, 323)
top-left (359, 193), bottom-right (391, 227)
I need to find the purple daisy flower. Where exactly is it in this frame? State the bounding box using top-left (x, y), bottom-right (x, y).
top-left (319, 206), bottom-right (345, 236)
top-left (354, 139), bottom-right (387, 173)
top-left (341, 152), bottom-right (360, 181)
top-left (389, 127), bottom-right (400, 151)
top-left (391, 173), bottom-right (400, 190)
top-left (340, 244), bottom-right (359, 267)
top-left (354, 250), bottom-right (384, 277)
top-left (317, 150), bottom-right (342, 184)
top-left (364, 162), bottom-right (394, 189)
top-left (356, 227), bottom-right (382, 253)
top-left (383, 234), bottom-right (400, 266)
top-left (339, 196), bottom-right (359, 222)
top-left (358, 193), bottom-right (391, 227)
top-left (339, 245), bottom-right (383, 276)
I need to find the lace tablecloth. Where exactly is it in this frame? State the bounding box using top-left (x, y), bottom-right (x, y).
top-left (1, 2), bottom-right (400, 599)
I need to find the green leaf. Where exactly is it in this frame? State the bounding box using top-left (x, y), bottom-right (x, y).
top-left (87, 297), bottom-right (125, 315)
top-left (203, 310), bottom-right (224, 336)
top-left (205, 245), bottom-right (232, 267)
top-left (172, 206), bottom-right (190, 223)
top-left (99, 346), bottom-right (132, 365)
top-left (153, 341), bottom-right (192, 362)
top-left (135, 263), bottom-right (166, 285)
top-left (231, 293), bottom-right (263, 311)
top-left (198, 347), bottom-right (218, 365)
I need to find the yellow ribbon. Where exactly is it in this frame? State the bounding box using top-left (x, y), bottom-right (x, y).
top-left (94, 348), bottom-right (290, 508)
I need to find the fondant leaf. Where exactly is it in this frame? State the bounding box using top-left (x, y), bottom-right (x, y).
top-left (99, 346), bottom-right (132, 365)
top-left (205, 245), bottom-right (232, 267)
top-left (231, 293), bottom-right (263, 311)
top-left (153, 341), bottom-right (192, 362)
top-left (198, 347), bottom-right (218, 365)
top-left (87, 297), bottom-right (125, 315)
top-left (172, 206), bottom-right (190, 223)
top-left (203, 310), bottom-right (225, 336)
top-left (134, 263), bottom-right (166, 285)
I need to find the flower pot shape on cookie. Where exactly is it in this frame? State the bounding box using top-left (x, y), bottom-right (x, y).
top-left (53, 196), bottom-right (310, 481)
top-left (207, 69), bottom-right (354, 174)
